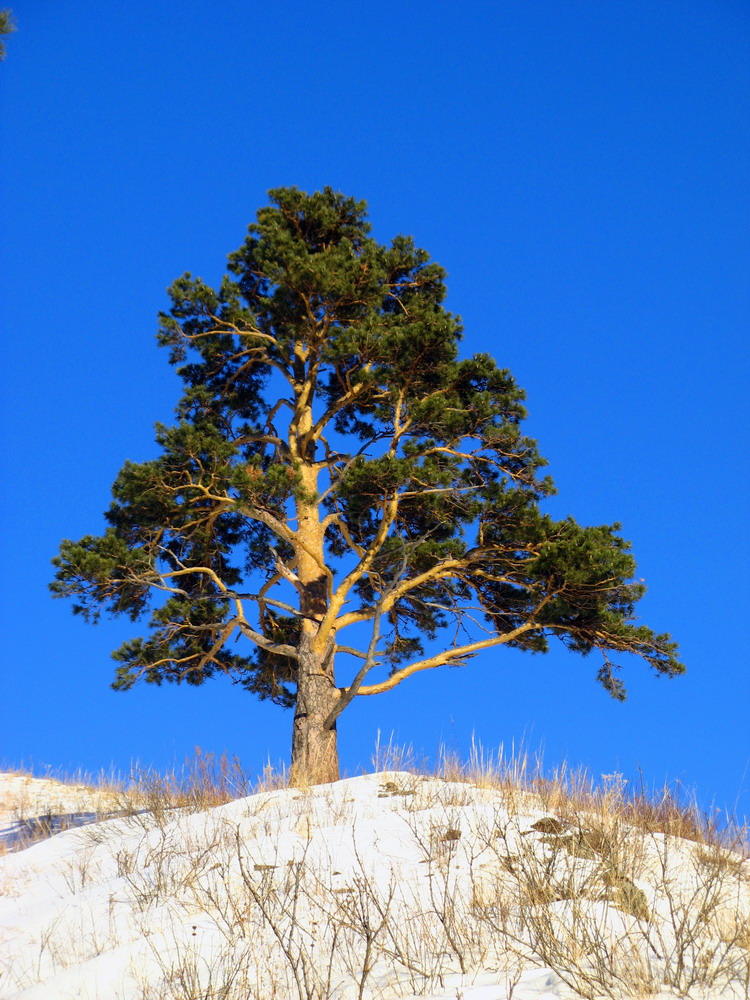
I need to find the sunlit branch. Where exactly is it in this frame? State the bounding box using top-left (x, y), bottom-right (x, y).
top-left (353, 622), bottom-right (540, 697)
top-left (154, 565), bottom-right (298, 658)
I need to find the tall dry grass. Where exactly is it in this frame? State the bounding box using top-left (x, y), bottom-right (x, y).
top-left (2, 742), bottom-right (748, 999)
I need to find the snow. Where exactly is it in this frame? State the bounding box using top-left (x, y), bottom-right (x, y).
top-left (0, 771), bottom-right (747, 999)
top-left (0, 774), bottom-right (123, 853)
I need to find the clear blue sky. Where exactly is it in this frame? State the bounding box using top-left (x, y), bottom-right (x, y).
top-left (2, 2), bottom-right (748, 820)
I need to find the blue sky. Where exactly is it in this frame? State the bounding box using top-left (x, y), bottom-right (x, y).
top-left (2, 2), bottom-right (748, 819)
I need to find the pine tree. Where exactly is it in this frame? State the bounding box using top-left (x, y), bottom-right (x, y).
top-left (52, 187), bottom-right (683, 784)
top-left (0, 9), bottom-right (16, 61)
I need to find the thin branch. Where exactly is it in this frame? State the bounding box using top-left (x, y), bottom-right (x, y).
top-left (310, 374), bottom-right (371, 441)
top-left (333, 644), bottom-right (369, 660)
top-left (323, 546), bottom-right (413, 729)
top-left (324, 609), bottom-right (382, 730)
top-left (269, 546), bottom-right (303, 593)
top-left (353, 622), bottom-right (540, 697)
top-left (191, 620), bottom-right (238, 675)
top-left (157, 565), bottom-right (298, 658)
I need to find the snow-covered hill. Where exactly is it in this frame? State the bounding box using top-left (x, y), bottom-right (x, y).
top-left (1, 771), bottom-right (748, 999)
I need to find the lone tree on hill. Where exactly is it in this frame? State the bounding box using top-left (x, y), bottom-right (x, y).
top-left (52, 187), bottom-right (683, 785)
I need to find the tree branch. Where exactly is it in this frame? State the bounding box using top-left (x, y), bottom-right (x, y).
top-left (353, 622), bottom-right (539, 696)
top-left (158, 566), bottom-right (298, 658)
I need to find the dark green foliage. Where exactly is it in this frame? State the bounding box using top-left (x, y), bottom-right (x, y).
top-left (52, 186), bottom-right (683, 720)
top-left (0, 9), bottom-right (14, 61)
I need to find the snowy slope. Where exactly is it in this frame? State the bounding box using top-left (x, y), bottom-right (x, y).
top-left (0, 774), bottom-right (124, 853)
top-left (0, 771), bottom-right (748, 999)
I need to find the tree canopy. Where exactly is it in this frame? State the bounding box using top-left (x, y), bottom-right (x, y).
top-left (0, 9), bottom-right (16, 61)
top-left (52, 187), bottom-right (683, 784)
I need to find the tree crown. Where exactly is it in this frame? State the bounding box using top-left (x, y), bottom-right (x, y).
top-left (52, 187), bottom-right (682, 715)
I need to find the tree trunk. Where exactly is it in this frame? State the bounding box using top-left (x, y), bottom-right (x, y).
top-left (289, 414), bottom-right (340, 785)
top-left (290, 627), bottom-right (340, 786)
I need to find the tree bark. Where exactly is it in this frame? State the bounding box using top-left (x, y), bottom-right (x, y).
top-left (287, 389), bottom-right (341, 786)
top-left (290, 626), bottom-right (340, 785)
top-left (289, 461), bottom-right (340, 785)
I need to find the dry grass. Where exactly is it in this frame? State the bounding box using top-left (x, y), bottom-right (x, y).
top-left (372, 733), bottom-right (748, 856)
top-left (7, 737), bottom-right (744, 856)
top-left (2, 742), bottom-right (748, 999)
top-left (0, 749), bottom-right (266, 856)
